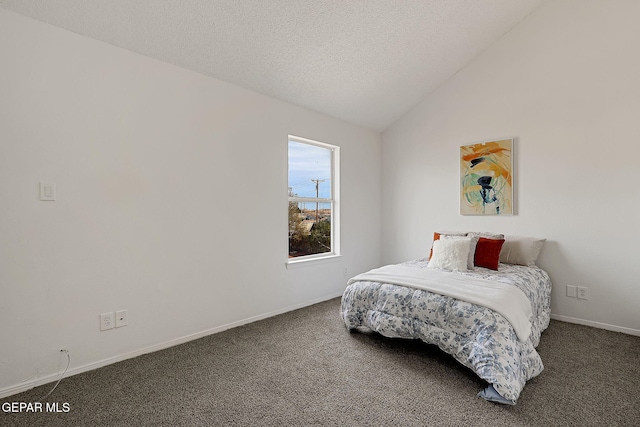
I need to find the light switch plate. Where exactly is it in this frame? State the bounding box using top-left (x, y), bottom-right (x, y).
top-left (39, 182), bottom-right (56, 201)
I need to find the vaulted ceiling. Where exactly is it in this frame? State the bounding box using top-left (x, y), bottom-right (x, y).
top-left (1, 0), bottom-right (546, 132)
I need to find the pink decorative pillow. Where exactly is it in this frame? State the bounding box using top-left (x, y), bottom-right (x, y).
top-left (474, 237), bottom-right (505, 270)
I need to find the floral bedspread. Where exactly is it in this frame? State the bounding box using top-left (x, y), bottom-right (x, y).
top-left (340, 259), bottom-right (552, 402)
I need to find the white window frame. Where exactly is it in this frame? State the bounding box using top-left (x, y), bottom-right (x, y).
top-left (286, 135), bottom-right (340, 267)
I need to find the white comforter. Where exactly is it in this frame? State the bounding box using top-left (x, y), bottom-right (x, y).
top-left (349, 264), bottom-right (533, 341)
top-left (341, 259), bottom-right (552, 403)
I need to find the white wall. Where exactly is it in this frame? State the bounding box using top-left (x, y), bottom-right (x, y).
top-left (382, 0), bottom-right (640, 334)
top-left (0, 9), bottom-right (381, 396)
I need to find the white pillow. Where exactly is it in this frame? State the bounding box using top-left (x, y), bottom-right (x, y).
top-left (499, 235), bottom-right (546, 266)
top-left (427, 238), bottom-right (471, 272)
top-left (435, 231), bottom-right (468, 236)
top-left (441, 234), bottom-right (479, 270)
top-left (468, 232), bottom-right (504, 240)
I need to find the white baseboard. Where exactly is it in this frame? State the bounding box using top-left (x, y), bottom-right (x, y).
top-left (0, 292), bottom-right (343, 400)
top-left (551, 314), bottom-right (640, 336)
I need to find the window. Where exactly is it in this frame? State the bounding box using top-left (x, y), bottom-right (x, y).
top-left (288, 136), bottom-right (340, 261)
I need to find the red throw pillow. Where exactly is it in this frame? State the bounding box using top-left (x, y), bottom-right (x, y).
top-left (474, 237), bottom-right (505, 270)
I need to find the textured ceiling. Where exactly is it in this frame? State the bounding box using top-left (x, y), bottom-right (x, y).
top-left (0, 0), bottom-right (546, 132)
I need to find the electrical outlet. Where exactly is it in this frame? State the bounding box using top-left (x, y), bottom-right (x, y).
top-left (100, 312), bottom-right (115, 331)
top-left (343, 267), bottom-right (349, 277)
top-left (115, 310), bottom-right (128, 328)
top-left (577, 286), bottom-right (588, 300)
top-left (566, 285), bottom-right (577, 298)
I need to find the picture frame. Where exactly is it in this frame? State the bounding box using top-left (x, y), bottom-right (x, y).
top-left (460, 138), bottom-right (513, 215)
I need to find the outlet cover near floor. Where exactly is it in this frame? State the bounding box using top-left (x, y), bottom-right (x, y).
top-left (577, 286), bottom-right (589, 300)
top-left (100, 312), bottom-right (115, 331)
top-left (115, 310), bottom-right (128, 328)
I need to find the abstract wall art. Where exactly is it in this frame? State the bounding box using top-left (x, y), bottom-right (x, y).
top-left (460, 138), bottom-right (513, 215)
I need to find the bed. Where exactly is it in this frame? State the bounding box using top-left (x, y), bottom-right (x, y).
top-left (340, 233), bottom-right (551, 404)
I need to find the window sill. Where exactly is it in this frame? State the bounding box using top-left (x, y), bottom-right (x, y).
top-left (286, 254), bottom-right (342, 269)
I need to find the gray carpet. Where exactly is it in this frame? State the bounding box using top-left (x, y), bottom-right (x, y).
top-left (2, 297), bottom-right (639, 426)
